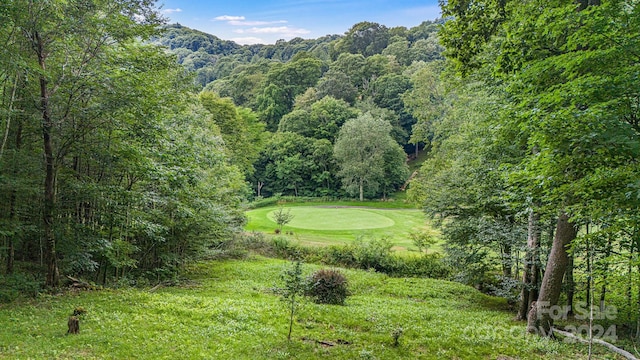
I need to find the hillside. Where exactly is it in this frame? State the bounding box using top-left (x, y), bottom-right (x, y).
top-left (0, 257), bottom-right (614, 359)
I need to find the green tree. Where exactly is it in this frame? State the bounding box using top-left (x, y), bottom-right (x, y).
top-left (273, 207), bottom-right (295, 231)
top-left (280, 261), bottom-right (305, 341)
top-left (439, 0), bottom-right (640, 337)
top-left (278, 96), bottom-right (359, 142)
top-left (332, 22), bottom-right (390, 58)
top-left (4, 0), bottom-right (162, 287)
top-left (315, 69), bottom-right (358, 104)
top-left (199, 92), bottom-right (265, 176)
top-left (334, 113), bottom-right (405, 200)
top-left (257, 56), bottom-right (323, 130)
top-left (403, 61), bottom-right (447, 156)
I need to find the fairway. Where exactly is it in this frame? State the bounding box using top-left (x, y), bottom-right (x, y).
top-left (268, 207), bottom-right (395, 230)
top-left (246, 204), bottom-right (439, 251)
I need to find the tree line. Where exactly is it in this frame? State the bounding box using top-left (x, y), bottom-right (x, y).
top-left (0, 1), bottom-right (444, 287)
top-left (409, 0), bottom-right (640, 341)
top-left (0, 1), bottom-right (247, 287)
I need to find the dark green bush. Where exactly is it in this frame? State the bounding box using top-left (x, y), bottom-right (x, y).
top-left (305, 268), bottom-right (349, 305)
top-left (0, 272), bottom-right (42, 303)
top-left (391, 254), bottom-right (451, 278)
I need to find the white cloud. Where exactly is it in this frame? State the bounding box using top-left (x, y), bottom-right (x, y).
top-left (214, 15), bottom-right (245, 21)
top-left (235, 26), bottom-right (311, 37)
top-left (161, 8), bottom-right (182, 14)
top-left (231, 37), bottom-right (265, 45)
top-left (228, 20), bottom-right (288, 26)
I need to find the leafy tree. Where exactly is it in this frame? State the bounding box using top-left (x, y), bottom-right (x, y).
top-left (199, 92), bottom-right (265, 176)
top-left (334, 113), bottom-right (406, 200)
top-left (439, 0), bottom-right (640, 337)
top-left (3, 0), bottom-right (163, 286)
top-left (332, 22), bottom-right (390, 58)
top-left (332, 53), bottom-right (368, 89)
top-left (315, 69), bottom-right (358, 104)
top-left (252, 132), bottom-right (338, 197)
top-left (273, 207), bottom-right (295, 231)
top-left (403, 61), bottom-right (447, 155)
top-left (257, 56), bottom-right (324, 130)
top-left (0, 1), bottom-right (249, 287)
top-left (278, 96), bottom-right (359, 142)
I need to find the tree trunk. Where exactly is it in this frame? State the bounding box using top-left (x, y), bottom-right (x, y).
top-left (502, 242), bottom-right (512, 278)
top-left (600, 235), bottom-right (612, 312)
top-left (517, 210), bottom-right (540, 320)
top-left (359, 178), bottom-right (364, 201)
top-left (527, 213), bottom-right (577, 336)
top-left (6, 116), bottom-right (22, 274)
top-left (566, 253), bottom-right (575, 316)
top-left (36, 31), bottom-right (60, 288)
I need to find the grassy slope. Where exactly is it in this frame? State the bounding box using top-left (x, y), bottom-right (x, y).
top-left (0, 257), bottom-right (619, 359)
top-left (245, 205), bottom-right (438, 251)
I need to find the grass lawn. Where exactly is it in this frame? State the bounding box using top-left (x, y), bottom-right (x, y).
top-left (0, 257), bottom-right (614, 359)
top-left (245, 205), bottom-right (439, 252)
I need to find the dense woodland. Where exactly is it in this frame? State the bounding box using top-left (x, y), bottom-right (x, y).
top-left (1, 0), bottom-right (640, 346)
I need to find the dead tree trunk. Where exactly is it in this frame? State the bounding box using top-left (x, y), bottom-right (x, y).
top-left (527, 213), bottom-right (577, 336)
top-left (67, 316), bottom-right (79, 334)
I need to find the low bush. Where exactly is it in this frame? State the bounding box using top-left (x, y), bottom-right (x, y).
top-left (0, 272), bottom-right (42, 303)
top-left (305, 268), bottom-right (349, 305)
top-left (238, 232), bottom-right (450, 280)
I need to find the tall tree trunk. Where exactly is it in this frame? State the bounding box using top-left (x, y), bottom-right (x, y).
top-left (36, 31), bottom-right (60, 287)
top-left (600, 235), bottom-right (612, 311)
top-left (527, 213), bottom-right (577, 336)
top-left (566, 254), bottom-right (575, 316)
top-left (502, 242), bottom-right (512, 278)
top-left (517, 210), bottom-right (540, 320)
top-left (0, 74), bottom-right (18, 161)
top-left (359, 178), bottom-right (364, 201)
top-left (6, 115), bottom-right (23, 274)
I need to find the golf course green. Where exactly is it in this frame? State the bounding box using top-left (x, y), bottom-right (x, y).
top-left (245, 204), bottom-right (437, 251)
top-left (268, 207), bottom-right (395, 230)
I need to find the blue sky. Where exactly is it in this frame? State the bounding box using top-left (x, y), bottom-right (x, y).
top-left (158, 0), bottom-right (441, 45)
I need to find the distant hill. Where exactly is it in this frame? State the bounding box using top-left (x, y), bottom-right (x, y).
top-left (151, 20), bottom-right (443, 87)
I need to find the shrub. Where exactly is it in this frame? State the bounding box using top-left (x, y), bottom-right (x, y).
top-left (0, 272), bottom-right (42, 303)
top-left (351, 236), bottom-right (397, 273)
top-left (305, 268), bottom-right (350, 305)
top-left (392, 254), bottom-right (451, 279)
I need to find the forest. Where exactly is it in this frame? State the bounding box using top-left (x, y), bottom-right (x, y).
top-left (1, 0), bottom-right (640, 357)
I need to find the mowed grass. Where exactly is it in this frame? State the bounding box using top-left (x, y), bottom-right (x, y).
top-left (245, 205), bottom-right (437, 251)
top-left (0, 257), bottom-right (613, 359)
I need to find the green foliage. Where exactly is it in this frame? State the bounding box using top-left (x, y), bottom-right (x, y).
top-left (0, 2), bottom-right (249, 287)
top-left (252, 132), bottom-right (342, 198)
top-left (278, 96), bottom-right (359, 142)
top-left (199, 91), bottom-right (265, 176)
top-left (273, 207), bottom-right (295, 231)
top-left (305, 268), bottom-right (350, 305)
top-left (332, 22), bottom-right (391, 58)
top-left (315, 70), bottom-right (358, 104)
top-left (334, 113), bottom-right (408, 200)
top-left (409, 230), bottom-right (436, 254)
top-left (0, 272), bottom-right (42, 303)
